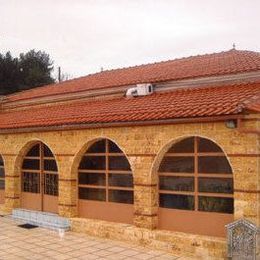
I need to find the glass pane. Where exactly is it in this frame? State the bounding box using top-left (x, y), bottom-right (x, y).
top-left (108, 140), bottom-right (122, 153)
top-left (44, 145), bottom-right (54, 157)
top-left (87, 140), bottom-right (106, 153)
top-left (0, 156), bottom-right (4, 166)
top-left (108, 156), bottom-right (131, 171)
top-left (78, 187), bottom-right (105, 201)
top-left (167, 137), bottom-right (194, 153)
top-left (44, 160), bottom-right (58, 172)
top-left (159, 157), bottom-right (194, 173)
top-left (0, 180), bottom-right (5, 189)
top-left (44, 173), bottom-right (58, 196)
top-left (198, 138), bottom-right (223, 153)
top-left (108, 190), bottom-right (133, 204)
top-left (159, 194), bottom-right (194, 210)
top-left (22, 159), bottom-right (40, 170)
top-left (198, 157), bottom-right (232, 174)
top-left (199, 196), bottom-right (233, 213)
top-left (79, 172), bottom-right (105, 186)
top-left (199, 178), bottom-right (233, 194)
top-left (79, 156), bottom-right (106, 170)
top-left (26, 144), bottom-right (40, 156)
top-left (0, 167), bottom-right (5, 178)
top-left (159, 176), bottom-right (194, 191)
top-left (108, 174), bottom-right (133, 187)
top-left (22, 172), bottom-right (40, 193)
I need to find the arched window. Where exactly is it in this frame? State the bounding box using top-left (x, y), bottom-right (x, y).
top-left (0, 155), bottom-right (5, 204)
top-left (78, 139), bottom-right (133, 224)
top-left (21, 142), bottom-right (58, 213)
top-left (158, 137), bottom-right (233, 237)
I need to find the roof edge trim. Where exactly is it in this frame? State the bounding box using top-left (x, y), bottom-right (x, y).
top-left (0, 114), bottom-right (244, 134)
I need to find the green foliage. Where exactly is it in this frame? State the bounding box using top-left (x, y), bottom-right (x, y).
top-left (0, 49), bottom-right (55, 95)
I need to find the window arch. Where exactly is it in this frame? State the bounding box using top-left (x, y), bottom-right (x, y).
top-left (158, 136), bottom-right (233, 237)
top-left (21, 142), bottom-right (58, 213)
top-left (78, 139), bottom-right (133, 224)
top-left (0, 155), bottom-right (5, 204)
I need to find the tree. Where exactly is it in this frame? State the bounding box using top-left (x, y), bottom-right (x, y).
top-left (0, 49), bottom-right (55, 95)
top-left (0, 52), bottom-right (20, 94)
top-left (19, 50), bottom-right (54, 90)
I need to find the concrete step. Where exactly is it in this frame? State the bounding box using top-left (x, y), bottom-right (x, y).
top-left (12, 208), bottom-right (70, 231)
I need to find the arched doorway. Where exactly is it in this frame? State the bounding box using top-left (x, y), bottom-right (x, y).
top-left (158, 136), bottom-right (233, 237)
top-left (20, 142), bottom-right (58, 213)
top-left (0, 155), bottom-right (5, 204)
top-left (77, 138), bottom-right (134, 224)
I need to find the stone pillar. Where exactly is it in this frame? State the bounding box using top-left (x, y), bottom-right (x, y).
top-left (4, 155), bottom-right (20, 213)
top-left (257, 122), bottom-right (260, 227)
top-left (130, 155), bottom-right (158, 229)
top-left (231, 155), bottom-right (259, 225)
top-left (57, 155), bottom-right (77, 218)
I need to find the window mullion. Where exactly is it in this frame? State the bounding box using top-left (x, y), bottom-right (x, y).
top-left (105, 139), bottom-right (109, 202)
top-left (40, 143), bottom-right (44, 205)
top-left (194, 137), bottom-right (198, 211)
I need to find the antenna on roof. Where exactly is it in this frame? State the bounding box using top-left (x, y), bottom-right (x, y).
top-left (100, 67), bottom-right (104, 72)
top-left (232, 43), bottom-right (236, 50)
top-left (58, 66), bottom-right (61, 82)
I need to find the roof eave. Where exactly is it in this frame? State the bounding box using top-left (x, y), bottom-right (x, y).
top-left (0, 114), bottom-right (244, 134)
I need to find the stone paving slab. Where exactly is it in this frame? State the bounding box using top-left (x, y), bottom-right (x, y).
top-left (0, 216), bottom-right (198, 260)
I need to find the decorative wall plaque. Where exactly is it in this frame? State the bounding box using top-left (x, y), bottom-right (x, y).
top-left (226, 219), bottom-right (259, 260)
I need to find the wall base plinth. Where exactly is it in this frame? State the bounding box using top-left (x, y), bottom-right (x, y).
top-left (70, 217), bottom-right (226, 259)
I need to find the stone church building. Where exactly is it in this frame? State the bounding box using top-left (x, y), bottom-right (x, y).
top-left (0, 49), bottom-right (259, 258)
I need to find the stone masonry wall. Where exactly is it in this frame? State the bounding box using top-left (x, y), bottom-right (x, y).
top-left (0, 119), bottom-right (259, 258)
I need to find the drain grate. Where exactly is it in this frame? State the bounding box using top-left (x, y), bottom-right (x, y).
top-left (18, 223), bottom-right (38, 229)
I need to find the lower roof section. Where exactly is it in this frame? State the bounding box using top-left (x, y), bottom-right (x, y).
top-left (0, 83), bottom-right (259, 131)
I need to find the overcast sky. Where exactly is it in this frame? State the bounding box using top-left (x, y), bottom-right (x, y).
top-left (1, 0), bottom-right (259, 79)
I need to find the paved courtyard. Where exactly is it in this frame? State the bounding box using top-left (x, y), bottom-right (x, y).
top-left (0, 216), bottom-right (194, 260)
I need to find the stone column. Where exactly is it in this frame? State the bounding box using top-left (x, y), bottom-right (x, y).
top-left (234, 119), bottom-right (260, 227)
top-left (231, 155), bottom-right (259, 225)
top-left (130, 155), bottom-right (158, 229)
top-left (4, 155), bottom-right (20, 213)
top-left (57, 155), bottom-right (77, 218)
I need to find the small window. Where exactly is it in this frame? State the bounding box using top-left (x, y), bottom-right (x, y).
top-left (27, 144), bottom-right (40, 156)
top-left (108, 156), bottom-right (131, 171)
top-left (0, 156), bottom-right (5, 192)
top-left (79, 156), bottom-right (106, 170)
top-left (159, 137), bottom-right (233, 214)
top-left (79, 172), bottom-right (106, 186)
top-left (79, 187), bottom-right (106, 201)
top-left (0, 167), bottom-right (5, 178)
top-left (159, 176), bottom-right (194, 192)
top-left (198, 196), bottom-right (233, 213)
top-left (87, 140), bottom-right (106, 153)
top-left (44, 159), bottom-right (58, 172)
top-left (22, 159), bottom-right (40, 170)
top-left (78, 139), bottom-right (133, 204)
top-left (159, 156), bottom-right (194, 173)
top-left (109, 173), bottom-right (133, 187)
top-left (22, 143), bottom-right (58, 196)
top-left (109, 190), bottom-right (133, 204)
top-left (168, 137), bottom-right (194, 153)
top-left (198, 157), bottom-right (232, 174)
top-left (159, 194), bottom-right (194, 210)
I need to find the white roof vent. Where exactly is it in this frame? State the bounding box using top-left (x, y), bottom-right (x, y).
top-left (126, 83), bottom-right (153, 98)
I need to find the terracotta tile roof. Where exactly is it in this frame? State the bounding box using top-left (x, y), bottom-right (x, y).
top-left (7, 49), bottom-right (260, 103)
top-left (1, 83), bottom-right (260, 130)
